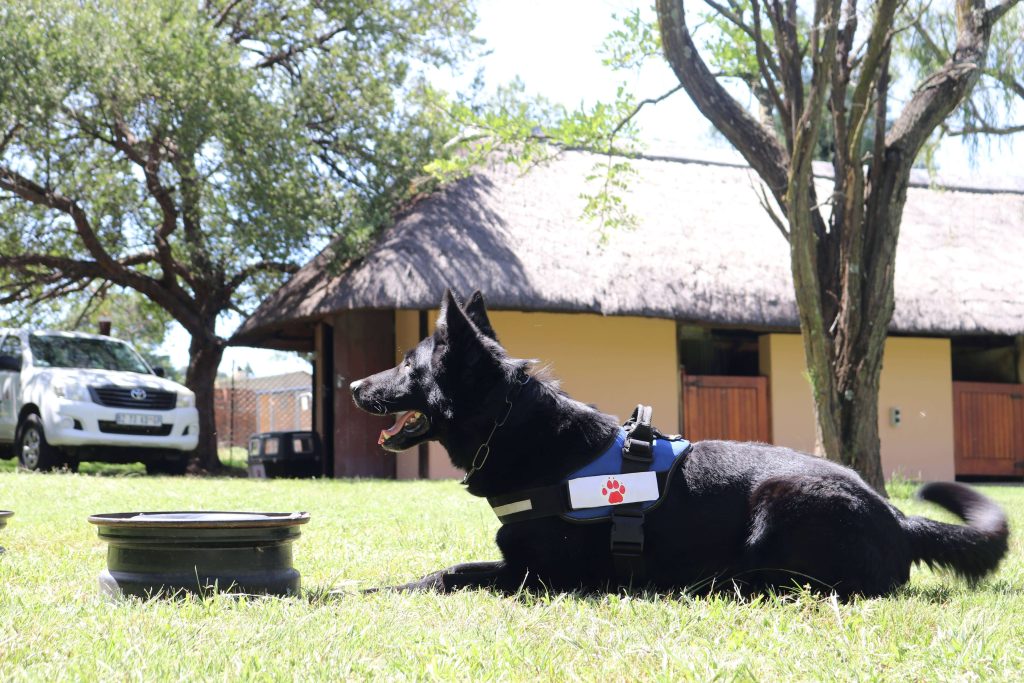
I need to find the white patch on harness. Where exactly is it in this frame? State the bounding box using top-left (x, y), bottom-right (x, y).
top-left (492, 499), bottom-right (533, 518)
top-left (567, 471), bottom-right (660, 510)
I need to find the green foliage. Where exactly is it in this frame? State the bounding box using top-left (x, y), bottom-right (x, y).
top-left (0, 0), bottom-right (478, 319)
top-left (600, 7), bottom-right (663, 72)
top-left (700, 2), bottom-right (769, 81)
top-left (427, 78), bottom-right (643, 235)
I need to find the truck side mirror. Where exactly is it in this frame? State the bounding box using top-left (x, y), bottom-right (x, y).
top-left (153, 367), bottom-right (166, 378)
top-left (0, 355), bottom-right (20, 372)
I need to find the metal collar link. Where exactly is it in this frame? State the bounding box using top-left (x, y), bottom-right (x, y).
top-left (461, 374), bottom-right (530, 485)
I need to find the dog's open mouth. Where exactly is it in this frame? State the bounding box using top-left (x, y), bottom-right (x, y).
top-left (378, 411), bottom-right (431, 449)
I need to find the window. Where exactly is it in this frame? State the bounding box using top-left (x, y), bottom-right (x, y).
top-left (29, 334), bottom-right (150, 374)
top-left (951, 336), bottom-right (1020, 383)
top-left (678, 326), bottom-right (761, 376)
top-left (0, 334), bottom-right (22, 363)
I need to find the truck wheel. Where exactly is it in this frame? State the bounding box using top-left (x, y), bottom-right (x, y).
top-left (145, 456), bottom-right (188, 476)
top-left (17, 414), bottom-right (62, 472)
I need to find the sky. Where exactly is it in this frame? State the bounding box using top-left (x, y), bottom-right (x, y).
top-left (159, 0), bottom-right (1021, 376)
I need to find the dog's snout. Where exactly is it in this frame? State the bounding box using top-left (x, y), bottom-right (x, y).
top-left (349, 379), bottom-right (364, 395)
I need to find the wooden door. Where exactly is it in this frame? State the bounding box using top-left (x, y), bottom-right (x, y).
top-left (682, 374), bottom-right (771, 443)
top-left (953, 381), bottom-right (1024, 477)
top-left (332, 309), bottom-right (397, 478)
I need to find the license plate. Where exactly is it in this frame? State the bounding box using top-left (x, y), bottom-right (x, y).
top-left (115, 413), bottom-right (163, 427)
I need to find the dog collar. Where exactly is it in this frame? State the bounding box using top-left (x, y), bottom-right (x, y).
top-left (486, 427), bottom-right (691, 524)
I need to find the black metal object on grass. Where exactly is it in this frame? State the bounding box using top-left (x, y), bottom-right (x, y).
top-left (88, 511), bottom-right (310, 598)
top-left (247, 431), bottom-right (322, 478)
top-left (0, 510), bottom-right (11, 554)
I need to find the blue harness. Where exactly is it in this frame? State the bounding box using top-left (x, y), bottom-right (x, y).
top-left (563, 427), bottom-right (691, 520)
top-left (487, 411), bottom-right (691, 525)
top-left (486, 405), bottom-right (689, 581)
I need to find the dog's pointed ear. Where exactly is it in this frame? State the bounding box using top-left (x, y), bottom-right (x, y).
top-left (463, 290), bottom-right (497, 341)
top-left (436, 289), bottom-right (481, 349)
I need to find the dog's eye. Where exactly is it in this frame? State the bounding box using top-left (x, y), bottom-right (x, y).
top-left (403, 358), bottom-right (412, 370)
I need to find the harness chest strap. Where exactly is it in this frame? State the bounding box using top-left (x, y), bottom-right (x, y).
top-left (488, 469), bottom-right (673, 523)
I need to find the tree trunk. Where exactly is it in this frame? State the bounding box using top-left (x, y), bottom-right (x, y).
top-left (185, 334), bottom-right (225, 472)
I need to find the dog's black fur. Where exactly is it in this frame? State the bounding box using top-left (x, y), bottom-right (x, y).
top-left (351, 290), bottom-right (1009, 598)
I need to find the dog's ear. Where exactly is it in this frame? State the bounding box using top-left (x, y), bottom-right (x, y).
top-left (437, 289), bottom-right (478, 345)
top-left (437, 289), bottom-right (496, 359)
top-left (463, 290), bottom-right (498, 341)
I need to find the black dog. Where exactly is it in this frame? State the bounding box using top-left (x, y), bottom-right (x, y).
top-left (351, 290), bottom-right (1009, 598)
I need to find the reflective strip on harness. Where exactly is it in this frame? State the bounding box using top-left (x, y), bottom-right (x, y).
top-left (566, 471), bottom-right (660, 510)
top-left (491, 498), bottom-right (533, 518)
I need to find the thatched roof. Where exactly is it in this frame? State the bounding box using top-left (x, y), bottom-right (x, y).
top-left (234, 151), bottom-right (1024, 350)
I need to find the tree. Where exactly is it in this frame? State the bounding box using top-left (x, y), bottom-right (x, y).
top-left (0, 0), bottom-right (477, 469)
top-left (649, 0), bottom-right (1022, 492)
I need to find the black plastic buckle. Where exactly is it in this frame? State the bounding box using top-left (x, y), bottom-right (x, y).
top-left (622, 436), bottom-right (652, 462)
top-left (610, 508), bottom-right (645, 557)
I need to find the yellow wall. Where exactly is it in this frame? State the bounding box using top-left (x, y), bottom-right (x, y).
top-left (759, 334), bottom-right (817, 454)
top-left (392, 310), bottom-right (681, 480)
top-left (759, 333), bottom-right (955, 481)
top-left (878, 337), bottom-right (955, 481)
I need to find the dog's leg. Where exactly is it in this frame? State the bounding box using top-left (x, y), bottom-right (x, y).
top-left (375, 561), bottom-right (532, 594)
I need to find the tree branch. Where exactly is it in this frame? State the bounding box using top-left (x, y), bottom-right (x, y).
top-left (946, 122), bottom-right (1024, 135)
top-left (656, 0), bottom-right (790, 206)
top-left (886, 0), bottom-right (1017, 160)
top-left (254, 24), bottom-right (348, 69)
top-left (609, 84), bottom-right (686, 139)
top-left (211, 0), bottom-right (247, 29)
top-left (224, 260), bottom-right (300, 295)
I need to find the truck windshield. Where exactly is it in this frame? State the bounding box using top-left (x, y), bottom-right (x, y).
top-left (28, 335), bottom-right (152, 374)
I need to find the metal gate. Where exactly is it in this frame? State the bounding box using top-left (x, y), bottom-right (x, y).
top-left (953, 381), bottom-right (1024, 477)
top-left (682, 374), bottom-right (771, 443)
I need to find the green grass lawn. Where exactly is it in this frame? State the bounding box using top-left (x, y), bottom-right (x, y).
top-left (0, 472), bottom-right (1022, 681)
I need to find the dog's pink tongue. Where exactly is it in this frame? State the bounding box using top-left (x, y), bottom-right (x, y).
top-left (379, 411), bottom-right (416, 445)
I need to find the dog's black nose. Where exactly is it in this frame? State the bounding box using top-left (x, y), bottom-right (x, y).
top-left (349, 379), bottom-right (364, 396)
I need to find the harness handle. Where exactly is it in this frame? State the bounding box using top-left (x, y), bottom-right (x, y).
top-left (621, 404), bottom-right (654, 474)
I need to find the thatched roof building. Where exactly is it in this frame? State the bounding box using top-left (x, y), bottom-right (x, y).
top-left (235, 150), bottom-right (1024, 350)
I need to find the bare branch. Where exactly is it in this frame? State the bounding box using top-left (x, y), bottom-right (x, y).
top-left (750, 0), bottom-right (790, 125)
top-left (609, 84), bottom-right (686, 139)
top-left (846, 0), bottom-right (900, 161)
top-left (947, 122), bottom-right (1024, 135)
top-left (753, 177), bottom-right (790, 240)
top-left (656, 0), bottom-right (790, 205)
top-left (987, 0), bottom-right (1021, 24)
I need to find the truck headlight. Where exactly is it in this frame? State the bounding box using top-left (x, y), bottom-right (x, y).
top-left (53, 382), bottom-right (90, 402)
top-left (177, 392), bottom-right (196, 408)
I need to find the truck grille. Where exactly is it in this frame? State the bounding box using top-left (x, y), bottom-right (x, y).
top-left (98, 421), bottom-right (174, 436)
top-left (89, 386), bottom-right (177, 410)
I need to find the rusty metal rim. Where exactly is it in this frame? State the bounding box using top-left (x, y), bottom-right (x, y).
top-left (88, 511), bottom-right (309, 529)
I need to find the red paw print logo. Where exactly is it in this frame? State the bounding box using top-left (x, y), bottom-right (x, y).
top-left (602, 478), bottom-right (626, 504)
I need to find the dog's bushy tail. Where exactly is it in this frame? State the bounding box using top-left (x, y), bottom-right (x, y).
top-left (901, 482), bottom-right (1009, 581)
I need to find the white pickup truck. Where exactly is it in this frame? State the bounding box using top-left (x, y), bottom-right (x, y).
top-left (0, 329), bottom-right (199, 474)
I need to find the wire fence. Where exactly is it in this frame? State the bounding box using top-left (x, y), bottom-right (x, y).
top-left (213, 368), bottom-right (313, 453)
